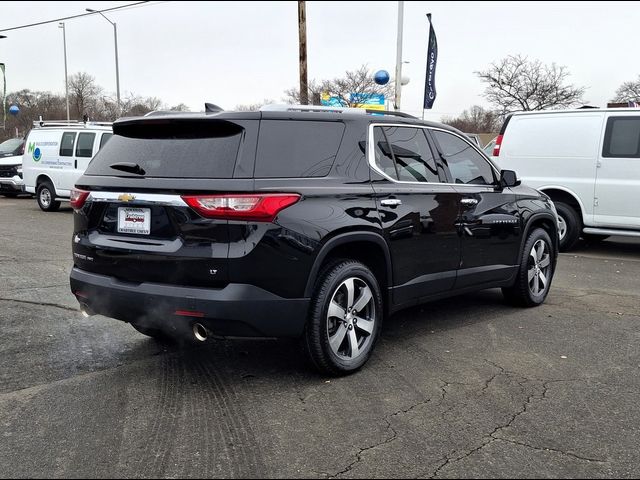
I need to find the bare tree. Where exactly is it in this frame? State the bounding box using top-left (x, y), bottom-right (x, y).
top-left (169, 103), bottom-right (191, 112)
top-left (476, 55), bottom-right (586, 115)
top-left (235, 99), bottom-right (275, 111)
top-left (68, 72), bottom-right (102, 119)
top-left (612, 75), bottom-right (640, 102)
top-left (442, 106), bottom-right (501, 133)
top-left (285, 65), bottom-right (393, 107)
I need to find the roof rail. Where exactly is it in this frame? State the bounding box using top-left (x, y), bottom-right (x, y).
top-left (366, 109), bottom-right (417, 119)
top-left (32, 119), bottom-right (113, 128)
top-left (259, 103), bottom-right (418, 119)
top-left (260, 104), bottom-right (367, 115)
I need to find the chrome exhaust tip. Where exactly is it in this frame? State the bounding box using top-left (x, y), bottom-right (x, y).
top-left (193, 323), bottom-right (209, 342)
top-left (79, 304), bottom-right (96, 317)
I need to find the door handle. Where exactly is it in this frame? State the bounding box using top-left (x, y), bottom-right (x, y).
top-left (381, 199), bottom-right (402, 207)
top-left (461, 198), bottom-right (478, 206)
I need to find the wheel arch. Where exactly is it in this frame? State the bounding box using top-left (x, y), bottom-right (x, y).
top-left (303, 231), bottom-right (392, 300)
top-left (36, 174), bottom-right (56, 192)
top-left (538, 186), bottom-right (585, 223)
top-left (520, 212), bottom-right (560, 265)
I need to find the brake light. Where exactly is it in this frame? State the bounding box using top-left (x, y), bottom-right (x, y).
top-left (492, 134), bottom-right (503, 157)
top-left (70, 189), bottom-right (90, 209)
top-left (181, 193), bottom-right (301, 221)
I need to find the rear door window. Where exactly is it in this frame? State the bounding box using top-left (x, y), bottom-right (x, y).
top-left (84, 120), bottom-right (245, 178)
top-left (603, 117), bottom-right (640, 158)
top-left (60, 132), bottom-right (76, 157)
top-left (378, 126), bottom-right (442, 183)
top-left (255, 120), bottom-right (345, 178)
top-left (76, 132), bottom-right (96, 158)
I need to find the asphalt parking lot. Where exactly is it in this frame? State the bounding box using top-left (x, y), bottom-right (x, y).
top-left (1, 195), bottom-right (639, 479)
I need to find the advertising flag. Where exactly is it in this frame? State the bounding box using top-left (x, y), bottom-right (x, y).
top-left (423, 14), bottom-right (438, 109)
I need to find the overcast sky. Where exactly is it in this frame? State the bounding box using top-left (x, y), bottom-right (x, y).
top-left (1, 1), bottom-right (639, 121)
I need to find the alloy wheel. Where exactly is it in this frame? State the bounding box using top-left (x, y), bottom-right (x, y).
top-left (528, 239), bottom-right (552, 296)
top-left (326, 277), bottom-right (376, 360)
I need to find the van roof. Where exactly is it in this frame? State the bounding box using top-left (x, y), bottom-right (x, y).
top-left (509, 108), bottom-right (640, 117)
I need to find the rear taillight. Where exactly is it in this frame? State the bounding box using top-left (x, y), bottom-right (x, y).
top-left (181, 193), bottom-right (301, 222)
top-left (492, 134), bottom-right (503, 157)
top-left (70, 188), bottom-right (90, 209)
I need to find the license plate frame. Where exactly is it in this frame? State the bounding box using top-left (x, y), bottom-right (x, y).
top-left (117, 207), bottom-right (151, 235)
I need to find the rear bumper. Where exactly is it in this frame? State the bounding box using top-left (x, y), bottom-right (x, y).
top-left (70, 268), bottom-right (310, 338)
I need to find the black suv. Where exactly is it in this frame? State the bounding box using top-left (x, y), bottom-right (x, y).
top-left (70, 106), bottom-right (558, 375)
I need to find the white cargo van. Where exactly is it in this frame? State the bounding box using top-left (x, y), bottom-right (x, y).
top-left (22, 120), bottom-right (112, 211)
top-left (494, 108), bottom-right (640, 250)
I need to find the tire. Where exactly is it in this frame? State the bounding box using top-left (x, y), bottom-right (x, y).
top-left (303, 259), bottom-right (383, 376)
top-left (554, 201), bottom-right (580, 251)
top-left (130, 322), bottom-right (173, 342)
top-left (36, 181), bottom-right (61, 212)
top-left (503, 228), bottom-right (555, 307)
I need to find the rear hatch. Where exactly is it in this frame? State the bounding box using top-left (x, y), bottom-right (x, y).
top-left (72, 114), bottom-right (259, 288)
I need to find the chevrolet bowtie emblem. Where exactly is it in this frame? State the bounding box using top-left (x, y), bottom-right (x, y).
top-left (118, 193), bottom-right (136, 202)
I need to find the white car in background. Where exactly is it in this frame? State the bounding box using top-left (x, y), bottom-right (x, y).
top-left (0, 138), bottom-right (26, 197)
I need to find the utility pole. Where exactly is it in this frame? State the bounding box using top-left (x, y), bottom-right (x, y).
top-left (59, 23), bottom-right (70, 121)
top-left (86, 8), bottom-right (121, 115)
top-left (394, 1), bottom-right (404, 110)
top-left (298, 1), bottom-right (308, 105)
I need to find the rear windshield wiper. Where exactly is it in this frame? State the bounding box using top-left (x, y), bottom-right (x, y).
top-left (109, 162), bottom-right (146, 176)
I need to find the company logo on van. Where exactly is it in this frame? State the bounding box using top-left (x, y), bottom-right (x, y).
top-left (28, 142), bottom-right (42, 162)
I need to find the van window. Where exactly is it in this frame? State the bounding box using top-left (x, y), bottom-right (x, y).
top-left (99, 133), bottom-right (113, 150)
top-left (255, 120), bottom-right (345, 178)
top-left (432, 130), bottom-right (496, 185)
top-left (60, 132), bottom-right (76, 157)
top-left (76, 132), bottom-right (96, 158)
top-left (603, 117), bottom-right (640, 158)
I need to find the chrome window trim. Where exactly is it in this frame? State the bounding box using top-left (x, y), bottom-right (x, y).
top-left (87, 191), bottom-right (189, 207)
top-left (366, 123), bottom-right (501, 187)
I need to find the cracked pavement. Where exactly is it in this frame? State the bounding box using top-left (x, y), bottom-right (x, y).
top-left (1, 196), bottom-right (640, 478)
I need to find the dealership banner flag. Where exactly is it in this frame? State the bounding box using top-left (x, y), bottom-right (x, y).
top-left (423, 14), bottom-right (438, 109)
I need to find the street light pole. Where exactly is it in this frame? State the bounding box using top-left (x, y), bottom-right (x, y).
top-left (86, 8), bottom-right (120, 115)
top-left (58, 23), bottom-right (70, 121)
top-left (394, 1), bottom-right (404, 110)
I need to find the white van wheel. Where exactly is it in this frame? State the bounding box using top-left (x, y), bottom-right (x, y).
top-left (36, 181), bottom-right (61, 212)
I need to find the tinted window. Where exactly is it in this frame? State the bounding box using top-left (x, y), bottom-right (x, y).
top-left (432, 130), bottom-right (495, 185)
top-left (76, 132), bottom-right (96, 158)
top-left (84, 121), bottom-right (243, 178)
top-left (603, 117), bottom-right (640, 158)
top-left (373, 127), bottom-right (398, 179)
top-left (255, 120), bottom-right (345, 178)
top-left (381, 126), bottom-right (441, 183)
top-left (60, 132), bottom-right (76, 157)
top-left (99, 133), bottom-right (113, 150)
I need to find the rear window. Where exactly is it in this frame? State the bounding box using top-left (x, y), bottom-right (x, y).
top-left (84, 121), bottom-right (244, 178)
top-left (603, 117), bottom-right (640, 158)
top-left (255, 120), bottom-right (345, 178)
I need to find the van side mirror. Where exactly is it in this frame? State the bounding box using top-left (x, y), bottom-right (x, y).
top-left (500, 169), bottom-right (521, 188)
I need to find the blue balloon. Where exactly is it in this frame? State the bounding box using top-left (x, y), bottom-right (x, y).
top-left (9, 105), bottom-right (19, 116)
top-left (374, 70), bottom-right (390, 86)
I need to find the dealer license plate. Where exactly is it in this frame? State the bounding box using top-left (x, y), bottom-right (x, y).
top-left (117, 207), bottom-right (151, 235)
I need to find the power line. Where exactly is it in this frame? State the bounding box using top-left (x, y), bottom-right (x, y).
top-left (0, 1), bottom-right (152, 33)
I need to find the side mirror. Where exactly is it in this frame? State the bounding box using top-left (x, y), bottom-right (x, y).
top-left (500, 169), bottom-right (521, 188)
